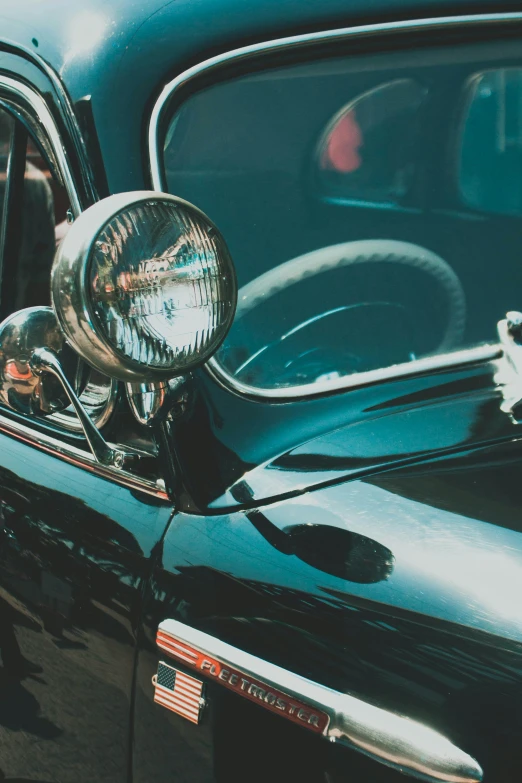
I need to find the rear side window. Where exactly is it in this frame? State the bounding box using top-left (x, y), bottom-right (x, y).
top-left (163, 38), bottom-right (522, 391)
top-left (459, 68), bottom-right (522, 215)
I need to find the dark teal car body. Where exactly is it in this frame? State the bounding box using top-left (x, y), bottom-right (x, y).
top-left (1, 3), bottom-right (522, 783)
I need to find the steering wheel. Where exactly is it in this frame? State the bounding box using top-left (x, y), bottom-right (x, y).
top-left (232, 239), bottom-right (466, 383)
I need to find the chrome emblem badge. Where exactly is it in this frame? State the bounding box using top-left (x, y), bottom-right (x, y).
top-left (156, 627), bottom-right (328, 733)
top-left (152, 660), bottom-right (205, 724)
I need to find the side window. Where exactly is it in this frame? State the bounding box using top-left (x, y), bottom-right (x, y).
top-left (0, 110), bottom-right (16, 296)
top-left (0, 105), bottom-right (70, 319)
top-left (0, 103), bottom-right (118, 434)
top-left (163, 40), bottom-right (522, 391)
top-left (0, 110), bottom-right (14, 235)
top-left (460, 68), bottom-right (522, 215)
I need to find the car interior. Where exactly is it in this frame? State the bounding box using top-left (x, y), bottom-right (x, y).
top-left (164, 37), bottom-right (522, 389)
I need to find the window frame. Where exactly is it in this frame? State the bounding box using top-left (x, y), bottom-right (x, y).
top-left (0, 84), bottom-right (119, 433)
top-left (146, 13), bottom-right (522, 401)
top-left (0, 72), bottom-right (167, 500)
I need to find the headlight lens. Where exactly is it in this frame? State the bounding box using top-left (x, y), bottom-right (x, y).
top-left (52, 192), bottom-right (237, 382)
top-left (90, 201), bottom-right (232, 370)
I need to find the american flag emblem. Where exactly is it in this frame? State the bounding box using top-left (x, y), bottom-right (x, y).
top-left (153, 661), bottom-right (204, 724)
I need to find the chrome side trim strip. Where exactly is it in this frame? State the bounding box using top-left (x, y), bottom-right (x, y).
top-left (0, 411), bottom-right (169, 500)
top-left (205, 344), bottom-right (502, 400)
top-left (148, 12), bottom-right (516, 401)
top-left (158, 619), bottom-right (483, 783)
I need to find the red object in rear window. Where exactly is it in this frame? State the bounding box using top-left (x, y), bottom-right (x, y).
top-left (322, 110), bottom-right (362, 173)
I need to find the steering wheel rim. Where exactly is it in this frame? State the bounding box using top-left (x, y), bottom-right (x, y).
top-left (235, 239), bottom-right (466, 353)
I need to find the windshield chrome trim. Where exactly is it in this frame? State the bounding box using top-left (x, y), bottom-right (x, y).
top-left (149, 11), bottom-right (522, 189)
top-left (149, 12), bottom-right (515, 401)
top-left (205, 345), bottom-right (501, 400)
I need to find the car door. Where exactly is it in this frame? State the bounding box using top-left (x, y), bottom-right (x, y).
top-left (131, 15), bottom-right (522, 783)
top-left (0, 61), bottom-right (175, 782)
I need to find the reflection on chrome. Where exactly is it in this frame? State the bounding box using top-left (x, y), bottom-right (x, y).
top-left (496, 312), bottom-right (522, 419)
top-left (52, 192), bottom-right (237, 383)
top-left (159, 619), bottom-right (482, 783)
top-left (50, 367), bottom-right (117, 432)
top-left (0, 306), bottom-right (75, 417)
top-left (30, 346), bottom-right (125, 468)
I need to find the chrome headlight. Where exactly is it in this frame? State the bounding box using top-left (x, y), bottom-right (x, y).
top-left (52, 191), bottom-right (237, 382)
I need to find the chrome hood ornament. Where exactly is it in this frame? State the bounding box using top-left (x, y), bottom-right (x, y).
top-left (496, 311), bottom-right (522, 418)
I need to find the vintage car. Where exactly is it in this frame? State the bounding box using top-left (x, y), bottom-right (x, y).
top-left (2, 1), bottom-right (522, 781)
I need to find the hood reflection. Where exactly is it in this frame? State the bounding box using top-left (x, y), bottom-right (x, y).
top-left (246, 507), bottom-right (394, 583)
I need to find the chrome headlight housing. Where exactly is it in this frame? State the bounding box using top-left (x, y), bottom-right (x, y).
top-left (52, 191), bottom-right (237, 382)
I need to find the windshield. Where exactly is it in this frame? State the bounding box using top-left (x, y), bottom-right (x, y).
top-left (163, 40), bottom-right (522, 391)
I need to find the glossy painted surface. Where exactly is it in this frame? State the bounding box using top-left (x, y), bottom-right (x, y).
top-left (1, 4), bottom-right (522, 783)
top-left (0, 430), bottom-right (173, 781)
top-left (167, 358), bottom-right (520, 512)
top-left (136, 444), bottom-right (522, 782)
